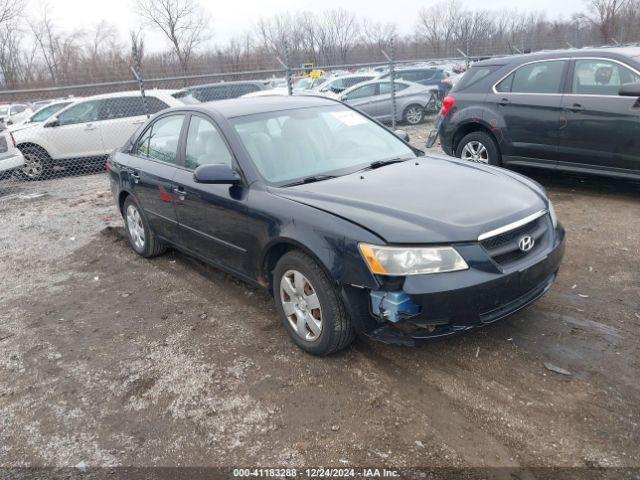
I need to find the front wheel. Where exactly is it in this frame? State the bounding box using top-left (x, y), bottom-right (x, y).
top-left (455, 131), bottom-right (501, 166)
top-left (273, 251), bottom-right (354, 356)
top-left (18, 147), bottom-right (51, 181)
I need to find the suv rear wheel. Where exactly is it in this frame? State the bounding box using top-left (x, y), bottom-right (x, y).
top-left (456, 131), bottom-right (501, 166)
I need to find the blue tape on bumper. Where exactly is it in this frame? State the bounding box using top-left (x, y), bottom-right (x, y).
top-left (370, 290), bottom-right (421, 323)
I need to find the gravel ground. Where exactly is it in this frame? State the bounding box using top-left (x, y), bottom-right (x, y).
top-left (1, 123), bottom-right (639, 471)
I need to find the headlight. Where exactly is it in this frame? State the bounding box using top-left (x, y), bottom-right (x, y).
top-left (548, 200), bottom-right (558, 229)
top-left (358, 243), bottom-right (468, 276)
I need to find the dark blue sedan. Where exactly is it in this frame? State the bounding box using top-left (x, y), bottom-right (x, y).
top-left (108, 96), bottom-right (565, 355)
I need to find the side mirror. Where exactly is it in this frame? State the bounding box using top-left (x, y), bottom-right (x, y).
top-left (394, 129), bottom-right (410, 142)
top-left (619, 82), bottom-right (640, 97)
top-left (44, 119), bottom-right (60, 128)
top-left (194, 163), bottom-right (241, 185)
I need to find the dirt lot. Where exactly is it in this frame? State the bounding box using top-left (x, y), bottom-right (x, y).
top-left (0, 126), bottom-right (639, 471)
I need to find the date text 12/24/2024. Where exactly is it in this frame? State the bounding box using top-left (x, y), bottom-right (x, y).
top-left (233, 468), bottom-right (400, 477)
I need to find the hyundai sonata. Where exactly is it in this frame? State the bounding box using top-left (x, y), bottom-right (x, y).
top-left (108, 96), bottom-right (565, 355)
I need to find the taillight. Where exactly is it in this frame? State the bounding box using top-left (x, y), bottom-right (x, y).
top-left (9, 131), bottom-right (16, 147)
top-left (441, 95), bottom-right (456, 117)
top-left (105, 157), bottom-right (111, 174)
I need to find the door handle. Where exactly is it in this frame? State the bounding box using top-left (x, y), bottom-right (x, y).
top-left (565, 104), bottom-right (583, 113)
top-left (498, 98), bottom-right (510, 106)
top-left (173, 187), bottom-right (187, 200)
top-left (132, 120), bottom-right (145, 125)
top-left (84, 123), bottom-right (97, 130)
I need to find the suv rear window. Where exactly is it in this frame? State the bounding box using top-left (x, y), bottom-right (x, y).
top-left (453, 66), bottom-right (498, 91)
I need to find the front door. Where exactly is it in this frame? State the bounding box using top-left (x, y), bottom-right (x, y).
top-left (126, 113), bottom-right (186, 243)
top-left (49, 100), bottom-right (105, 159)
top-left (557, 58), bottom-right (640, 173)
top-left (343, 84), bottom-right (379, 118)
top-left (488, 59), bottom-right (568, 164)
top-left (172, 114), bottom-right (250, 275)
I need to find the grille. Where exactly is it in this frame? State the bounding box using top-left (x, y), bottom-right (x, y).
top-left (480, 215), bottom-right (550, 268)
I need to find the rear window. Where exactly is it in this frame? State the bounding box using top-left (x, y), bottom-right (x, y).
top-left (452, 66), bottom-right (499, 92)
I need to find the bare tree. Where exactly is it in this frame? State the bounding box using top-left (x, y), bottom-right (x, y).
top-left (135, 0), bottom-right (210, 73)
top-left (581, 0), bottom-right (629, 43)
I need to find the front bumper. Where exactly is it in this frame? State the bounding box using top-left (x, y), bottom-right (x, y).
top-left (348, 225), bottom-right (565, 346)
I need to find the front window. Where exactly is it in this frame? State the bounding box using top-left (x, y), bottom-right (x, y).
top-left (572, 59), bottom-right (640, 95)
top-left (57, 101), bottom-right (100, 125)
top-left (185, 116), bottom-right (233, 169)
top-left (232, 105), bottom-right (415, 185)
top-left (343, 84), bottom-right (377, 100)
top-left (30, 102), bottom-right (71, 122)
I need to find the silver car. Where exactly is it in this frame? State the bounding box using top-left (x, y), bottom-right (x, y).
top-left (338, 80), bottom-right (438, 125)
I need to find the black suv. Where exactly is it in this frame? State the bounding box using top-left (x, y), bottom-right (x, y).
top-left (428, 47), bottom-right (640, 180)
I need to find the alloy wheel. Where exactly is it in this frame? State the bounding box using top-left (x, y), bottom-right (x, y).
top-left (461, 141), bottom-right (489, 163)
top-left (405, 106), bottom-right (424, 125)
top-left (126, 204), bottom-right (146, 250)
top-left (21, 153), bottom-right (44, 180)
top-left (279, 269), bottom-right (322, 342)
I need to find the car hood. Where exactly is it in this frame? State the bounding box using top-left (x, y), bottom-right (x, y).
top-left (8, 122), bottom-right (39, 134)
top-left (270, 156), bottom-right (548, 244)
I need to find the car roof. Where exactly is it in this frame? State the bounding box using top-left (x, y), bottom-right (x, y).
top-left (68, 89), bottom-right (178, 102)
top-left (474, 46), bottom-right (640, 66)
top-left (184, 80), bottom-right (267, 89)
top-left (187, 95), bottom-right (339, 118)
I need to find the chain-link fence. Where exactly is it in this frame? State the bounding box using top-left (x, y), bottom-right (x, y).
top-left (0, 42), bottom-right (463, 199)
top-left (3, 33), bottom-right (637, 199)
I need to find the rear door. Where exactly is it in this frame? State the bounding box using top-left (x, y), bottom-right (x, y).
top-left (98, 96), bottom-right (170, 151)
top-left (125, 113), bottom-right (186, 242)
top-left (557, 58), bottom-right (640, 173)
top-left (172, 113), bottom-right (250, 274)
top-left (488, 59), bottom-right (568, 164)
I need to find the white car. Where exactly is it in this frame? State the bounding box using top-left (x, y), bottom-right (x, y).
top-left (0, 104), bottom-right (33, 126)
top-left (13, 90), bottom-right (182, 180)
top-left (0, 129), bottom-right (25, 177)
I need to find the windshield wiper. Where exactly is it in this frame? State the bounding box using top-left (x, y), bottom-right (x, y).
top-left (281, 175), bottom-right (337, 187)
top-left (363, 157), bottom-right (410, 170)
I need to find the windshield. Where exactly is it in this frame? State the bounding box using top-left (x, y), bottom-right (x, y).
top-left (30, 102), bottom-right (71, 122)
top-left (293, 77), bottom-right (313, 90)
top-left (232, 105), bottom-right (415, 185)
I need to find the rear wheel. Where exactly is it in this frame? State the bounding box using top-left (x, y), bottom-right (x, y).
top-left (273, 251), bottom-right (354, 356)
top-left (403, 104), bottom-right (425, 125)
top-left (123, 196), bottom-right (166, 258)
top-left (455, 131), bottom-right (501, 166)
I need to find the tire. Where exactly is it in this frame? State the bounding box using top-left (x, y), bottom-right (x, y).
top-left (455, 131), bottom-right (501, 166)
top-left (17, 145), bottom-right (52, 181)
top-left (273, 250), bottom-right (355, 356)
top-left (402, 104), bottom-right (425, 125)
top-left (123, 196), bottom-right (166, 258)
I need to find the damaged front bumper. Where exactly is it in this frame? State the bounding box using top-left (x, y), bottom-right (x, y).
top-left (345, 225), bottom-right (565, 347)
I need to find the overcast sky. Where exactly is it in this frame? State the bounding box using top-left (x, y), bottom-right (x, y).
top-left (28, 0), bottom-right (587, 52)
